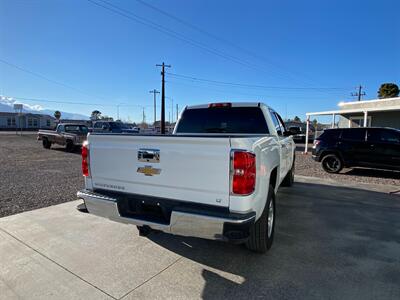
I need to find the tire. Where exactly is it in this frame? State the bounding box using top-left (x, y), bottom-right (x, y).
top-left (281, 156), bottom-right (295, 187)
top-left (42, 138), bottom-right (51, 149)
top-left (321, 153), bottom-right (343, 173)
top-left (246, 184), bottom-right (276, 253)
top-left (65, 140), bottom-right (74, 152)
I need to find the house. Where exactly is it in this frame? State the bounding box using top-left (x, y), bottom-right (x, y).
top-left (304, 96), bottom-right (400, 153)
top-left (0, 112), bottom-right (55, 130)
top-left (337, 97), bottom-right (400, 128)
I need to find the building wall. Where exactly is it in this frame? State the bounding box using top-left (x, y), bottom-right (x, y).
top-left (339, 111), bottom-right (400, 129)
top-left (339, 97), bottom-right (400, 110)
top-left (0, 115), bottom-right (54, 129)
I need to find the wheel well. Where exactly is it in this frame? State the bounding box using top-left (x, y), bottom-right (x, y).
top-left (269, 167), bottom-right (278, 190)
top-left (320, 150), bottom-right (343, 162)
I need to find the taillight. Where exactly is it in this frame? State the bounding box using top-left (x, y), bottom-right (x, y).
top-left (231, 151), bottom-right (256, 195)
top-left (81, 143), bottom-right (90, 177)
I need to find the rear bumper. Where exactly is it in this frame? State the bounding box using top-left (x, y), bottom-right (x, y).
top-left (77, 189), bottom-right (255, 242)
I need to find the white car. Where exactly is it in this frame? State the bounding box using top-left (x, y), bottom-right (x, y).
top-left (77, 102), bottom-right (295, 253)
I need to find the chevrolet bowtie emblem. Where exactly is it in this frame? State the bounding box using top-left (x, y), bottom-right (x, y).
top-left (137, 166), bottom-right (161, 176)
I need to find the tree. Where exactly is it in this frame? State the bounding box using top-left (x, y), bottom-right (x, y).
top-left (91, 110), bottom-right (102, 120)
top-left (312, 119), bottom-right (318, 127)
top-left (378, 83), bottom-right (399, 99)
top-left (100, 115), bottom-right (113, 121)
top-left (54, 111), bottom-right (61, 122)
top-left (293, 116), bottom-right (301, 122)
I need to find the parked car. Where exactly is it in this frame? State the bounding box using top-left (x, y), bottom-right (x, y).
top-left (37, 123), bottom-right (88, 152)
top-left (77, 102), bottom-right (296, 253)
top-left (285, 122), bottom-right (315, 143)
top-left (312, 127), bottom-right (400, 173)
top-left (92, 121), bottom-right (139, 133)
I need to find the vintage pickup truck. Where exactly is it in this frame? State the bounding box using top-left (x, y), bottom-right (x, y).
top-left (77, 102), bottom-right (295, 253)
top-left (38, 123), bottom-right (88, 152)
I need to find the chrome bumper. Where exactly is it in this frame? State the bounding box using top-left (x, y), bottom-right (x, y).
top-left (77, 190), bottom-right (255, 241)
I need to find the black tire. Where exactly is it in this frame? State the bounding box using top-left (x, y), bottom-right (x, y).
top-left (281, 156), bottom-right (295, 187)
top-left (65, 140), bottom-right (74, 152)
top-left (321, 153), bottom-right (343, 173)
top-left (246, 184), bottom-right (276, 253)
top-left (42, 138), bottom-right (51, 149)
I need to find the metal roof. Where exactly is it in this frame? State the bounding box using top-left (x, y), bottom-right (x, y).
top-left (306, 104), bottom-right (400, 116)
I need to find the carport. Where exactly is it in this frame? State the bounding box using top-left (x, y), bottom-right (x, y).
top-left (304, 101), bottom-right (400, 153)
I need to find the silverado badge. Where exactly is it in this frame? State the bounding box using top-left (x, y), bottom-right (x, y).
top-left (137, 165), bottom-right (161, 176)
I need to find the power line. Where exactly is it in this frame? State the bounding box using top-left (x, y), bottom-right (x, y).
top-left (166, 72), bottom-right (350, 91)
top-left (0, 59), bottom-right (104, 100)
top-left (166, 80), bottom-right (341, 100)
top-left (133, 0), bottom-right (343, 91)
top-left (5, 96), bottom-right (156, 108)
top-left (87, 0), bottom-right (308, 84)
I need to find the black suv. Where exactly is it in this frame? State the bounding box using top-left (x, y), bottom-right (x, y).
top-left (312, 127), bottom-right (400, 173)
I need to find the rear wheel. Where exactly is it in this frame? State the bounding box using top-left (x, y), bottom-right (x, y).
top-left (321, 154), bottom-right (343, 173)
top-left (246, 184), bottom-right (275, 253)
top-left (42, 138), bottom-right (51, 149)
top-left (65, 140), bottom-right (74, 152)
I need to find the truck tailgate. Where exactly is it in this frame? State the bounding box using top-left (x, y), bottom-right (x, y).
top-left (88, 134), bottom-right (231, 207)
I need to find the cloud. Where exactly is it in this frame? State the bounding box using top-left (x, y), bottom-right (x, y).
top-left (0, 95), bottom-right (44, 111)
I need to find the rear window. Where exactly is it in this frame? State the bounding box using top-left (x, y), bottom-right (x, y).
top-left (319, 129), bottom-right (341, 140)
top-left (175, 107), bottom-right (269, 134)
top-left (65, 125), bottom-right (88, 133)
top-left (341, 128), bottom-right (366, 141)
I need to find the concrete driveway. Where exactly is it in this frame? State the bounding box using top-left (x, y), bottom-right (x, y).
top-left (1, 177), bottom-right (399, 300)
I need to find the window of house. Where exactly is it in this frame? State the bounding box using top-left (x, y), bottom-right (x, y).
top-left (28, 118), bottom-right (39, 127)
top-left (46, 119), bottom-right (51, 127)
top-left (349, 116), bottom-right (371, 128)
top-left (7, 117), bottom-right (16, 126)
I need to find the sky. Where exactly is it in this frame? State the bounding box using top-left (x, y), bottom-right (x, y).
top-left (1, 0), bottom-right (399, 123)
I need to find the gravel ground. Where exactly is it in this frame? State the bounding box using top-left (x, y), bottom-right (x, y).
top-left (0, 134), bottom-right (84, 217)
top-left (295, 144), bottom-right (400, 187)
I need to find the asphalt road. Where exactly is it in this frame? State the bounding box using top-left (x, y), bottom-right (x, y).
top-left (0, 177), bottom-right (399, 299)
top-left (0, 134), bottom-right (84, 217)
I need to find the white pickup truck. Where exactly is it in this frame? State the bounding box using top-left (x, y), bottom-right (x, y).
top-left (77, 103), bottom-right (295, 253)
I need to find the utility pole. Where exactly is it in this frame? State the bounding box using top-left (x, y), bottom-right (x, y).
top-left (142, 107), bottom-right (146, 125)
top-left (156, 62), bottom-right (171, 134)
top-left (351, 85), bottom-right (366, 101)
top-left (176, 103), bottom-right (179, 121)
top-left (170, 98), bottom-right (173, 123)
top-left (149, 89), bottom-right (160, 125)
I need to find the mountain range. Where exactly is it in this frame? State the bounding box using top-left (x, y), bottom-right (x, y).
top-left (0, 96), bottom-right (89, 120)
